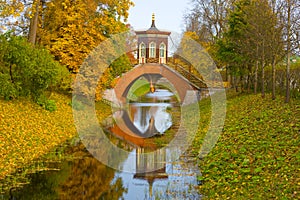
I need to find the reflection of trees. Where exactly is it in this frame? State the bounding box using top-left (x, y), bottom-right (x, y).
top-left (9, 170), bottom-right (63, 200)
top-left (58, 143), bottom-right (127, 199)
top-left (99, 178), bottom-right (127, 200)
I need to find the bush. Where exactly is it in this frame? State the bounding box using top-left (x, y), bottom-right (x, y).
top-left (0, 73), bottom-right (19, 100)
top-left (37, 95), bottom-right (57, 112)
top-left (0, 33), bottom-right (70, 102)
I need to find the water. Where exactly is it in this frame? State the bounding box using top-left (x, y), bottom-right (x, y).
top-left (3, 143), bottom-right (201, 200)
top-left (2, 88), bottom-right (202, 199)
top-left (129, 89), bottom-right (175, 137)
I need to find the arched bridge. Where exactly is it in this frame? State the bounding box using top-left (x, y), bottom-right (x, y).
top-left (114, 63), bottom-right (204, 104)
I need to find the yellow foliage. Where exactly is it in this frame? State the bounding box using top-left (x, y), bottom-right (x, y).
top-left (39, 0), bottom-right (134, 73)
top-left (0, 94), bottom-right (77, 179)
top-left (0, 1), bottom-right (24, 18)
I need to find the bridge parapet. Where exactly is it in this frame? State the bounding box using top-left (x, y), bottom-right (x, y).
top-left (113, 63), bottom-right (198, 104)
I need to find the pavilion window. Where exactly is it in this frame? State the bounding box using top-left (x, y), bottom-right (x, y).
top-left (140, 43), bottom-right (146, 57)
top-left (159, 43), bottom-right (166, 58)
top-left (149, 42), bottom-right (156, 58)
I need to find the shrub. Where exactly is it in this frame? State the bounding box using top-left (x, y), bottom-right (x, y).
top-left (0, 73), bottom-right (19, 100)
top-left (0, 33), bottom-right (70, 102)
top-left (37, 95), bottom-right (57, 112)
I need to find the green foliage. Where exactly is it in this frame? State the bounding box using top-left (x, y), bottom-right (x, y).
top-left (110, 54), bottom-right (133, 78)
top-left (95, 54), bottom-right (133, 100)
top-left (37, 95), bottom-right (57, 112)
top-left (0, 73), bottom-right (19, 100)
top-left (0, 33), bottom-right (70, 102)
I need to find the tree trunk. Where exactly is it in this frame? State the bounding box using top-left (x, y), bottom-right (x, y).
top-left (272, 58), bottom-right (276, 100)
top-left (233, 76), bottom-right (238, 92)
top-left (247, 65), bottom-right (252, 93)
top-left (254, 44), bottom-right (259, 94)
top-left (254, 60), bottom-right (258, 94)
top-left (9, 64), bottom-right (14, 83)
top-left (240, 75), bottom-right (244, 93)
top-left (285, 0), bottom-right (291, 103)
top-left (247, 75), bottom-right (251, 93)
top-left (261, 40), bottom-right (265, 98)
top-left (28, 0), bottom-right (40, 44)
top-left (261, 63), bottom-right (265, 98)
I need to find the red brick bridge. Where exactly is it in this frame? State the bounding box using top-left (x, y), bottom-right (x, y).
top-left (113, 62), bottom-right (204, 104)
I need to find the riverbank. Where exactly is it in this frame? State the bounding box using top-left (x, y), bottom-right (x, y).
top-left (0, 93), bottom-right (77, 179)
top-left (196, 92), bottom-right (300, 199)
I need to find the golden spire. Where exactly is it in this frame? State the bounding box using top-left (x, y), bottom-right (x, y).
top-left (151, 13), bottom-right (156, 28)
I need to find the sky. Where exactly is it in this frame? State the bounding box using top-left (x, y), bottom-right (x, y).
top-left (127, 0), bottom-right (192, 34)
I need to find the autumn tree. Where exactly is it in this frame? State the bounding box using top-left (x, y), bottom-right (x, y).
top-left (216, 0), bottom-right (284, 96)
top-left (0, 0), bottom-right (25, 34)
top-left (1, 0), bottom-right (134, 100)
top-left (183, 0), bottom-right (237, 84)
top-left (185, 0), bottom-right (235, 43)
top-left (0, 0), bottom-right (134, 73)
top-left (39, 0), bottom-right (133, 73)
top-left (244, 0), bottom-right (283, 98)
top-left (28, 0), bottom-right (41, 44)
top-left (280, 0), bottom-right (300, 102)
top-left (0, 0), bottom-right (44, 42)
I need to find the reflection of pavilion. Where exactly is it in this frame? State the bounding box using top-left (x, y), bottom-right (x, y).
top-left (106, 115), bottom-right (171, 198)
top-left (134, 147), bottom-right (168, 198)
top-left (136, 148), bottom-right (166, 174)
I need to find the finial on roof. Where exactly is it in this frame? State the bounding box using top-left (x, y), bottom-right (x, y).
top-left (151, 13), bottom-right (156, 28)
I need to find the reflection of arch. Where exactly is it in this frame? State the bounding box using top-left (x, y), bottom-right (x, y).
top-left (149, 42), bottom-right (156, 58)
top-left (159, 43), bottom-right (166, 64)
top-left (114, 64), bottom-right (196, 103)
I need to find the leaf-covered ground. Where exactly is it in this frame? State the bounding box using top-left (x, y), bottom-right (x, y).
top-left (196, 92), bottom-right (300, 199)
top-left (0, 93), bottom-right (77, 179)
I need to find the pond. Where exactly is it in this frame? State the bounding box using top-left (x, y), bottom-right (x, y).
top-left (1, 85), bottom-right (202, 199)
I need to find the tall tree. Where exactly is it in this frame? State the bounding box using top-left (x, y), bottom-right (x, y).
top-left (28, 0), bottom-right (40, 44)
top-left (269, 0), bottom-right (285, 100)
top-left (39, 0), bottom-right (133, 73)
top-left (217, 0), bottom-right (283, 96)
top-left (185, 0), bottom-right (235, 42)
top-left (0, 0), bottom-right (25, 34)
top-left (273, 0), bottom-right (299, 102)
top-left (285, 0), bottom-right (291, 103)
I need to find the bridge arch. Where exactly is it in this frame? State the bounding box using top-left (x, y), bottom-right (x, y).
top-left (113, 63), bottom-right (198, 103)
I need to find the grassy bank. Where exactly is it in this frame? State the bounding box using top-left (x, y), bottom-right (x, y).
top-left (0, 93), bottom-right (77, 179)
top-left (0, 92), bottom-right (113, 192)
top-left (127, 79), bottom-right (150, 101)
top-left (196, 92), bottom-right (300, 199)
